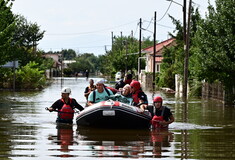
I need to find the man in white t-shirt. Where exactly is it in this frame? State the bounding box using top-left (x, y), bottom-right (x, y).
top-left (87, 80), bottom-right (113, 106)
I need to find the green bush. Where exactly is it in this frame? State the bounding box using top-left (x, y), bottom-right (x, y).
top-left (15, 61), bottom-right (46, 89)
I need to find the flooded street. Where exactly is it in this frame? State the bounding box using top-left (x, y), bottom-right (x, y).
top-left (0, 77), bottom-right (235, 160)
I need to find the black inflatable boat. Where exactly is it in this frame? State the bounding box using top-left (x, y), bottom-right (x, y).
top-left (76, 100), bottom-right (152, 129)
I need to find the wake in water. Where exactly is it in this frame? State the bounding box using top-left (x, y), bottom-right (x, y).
top-left (169, 122), bottom-right (222, 130)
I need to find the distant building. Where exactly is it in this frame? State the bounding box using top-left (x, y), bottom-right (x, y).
top-left (42, 53), bottom-right (61, 68)
top-left (142, 38), bottom-right (176, 73)
top-left (63, 60), bottom-right (76, 69)
top-left (139, 38), bottom-right (176, 90)
top-left (42, 53), bottom-right (61, 77)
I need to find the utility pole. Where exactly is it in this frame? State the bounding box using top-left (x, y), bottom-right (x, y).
top-left (61, 49), bottom-right (64, 87)
top-left (183, 0), bottom-right (187, 44)
top-left (111, 31), bottom-right (114, 52)
top-left (131, 30), bottom-right (133, 38)
top-left (153, 11), bottom-right (157, 92)
top-left (138, 18), bottom-right (142, 80)
top-left (123, 40), bottom-right (128, 73)
top-left (183, 0), bottom-right (192, 99)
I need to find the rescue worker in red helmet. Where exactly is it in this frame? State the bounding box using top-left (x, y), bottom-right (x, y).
top-left (151, 96), bottom-right (174, 129)
top-left (47, 87), bottom-right (84, 124)
top-left (130, 80), bottom-right (148, 112)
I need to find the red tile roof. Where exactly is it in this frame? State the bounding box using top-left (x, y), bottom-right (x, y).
top-left (142, 38), bottom-right (176, 54)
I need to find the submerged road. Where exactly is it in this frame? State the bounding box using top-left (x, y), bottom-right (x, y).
top-left (0, 77), bottom-right (234, 159)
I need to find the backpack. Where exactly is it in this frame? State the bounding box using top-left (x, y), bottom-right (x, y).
top-left (93, 87), bottom-right (111, 103)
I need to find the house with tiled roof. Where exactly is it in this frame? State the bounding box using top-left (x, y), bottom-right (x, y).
top-left (139, 38), bottom-right (176, 90)
top-left (142, 38), bottom-right (176, 73)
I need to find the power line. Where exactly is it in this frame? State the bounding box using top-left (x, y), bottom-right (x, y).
top-left (46, 20), bottom-right (138, 36)
top-left (157, 0), bottom-right (173, 22)
top-left (143, 17), bottom-right (153, 31)
top-left (142, 19), bottom-right (175, 30)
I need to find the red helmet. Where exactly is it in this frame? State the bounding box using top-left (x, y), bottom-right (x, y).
top-left (153, 96), bottom-right (163, 103)
top-left (130, 80), bottom-right (140, 90)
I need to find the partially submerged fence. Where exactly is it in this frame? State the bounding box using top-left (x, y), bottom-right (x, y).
top-left (202, 82), bottom-right (224, 101)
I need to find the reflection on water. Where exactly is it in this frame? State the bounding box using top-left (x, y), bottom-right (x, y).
top-left (0, 77), bottom-right (234, 159)
top-left (48, 123), bottom-right (76, 158)
top-left (75, 127), bottom-right (173, 158)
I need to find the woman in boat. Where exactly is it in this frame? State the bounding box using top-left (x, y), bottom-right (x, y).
top-left (151, 96), bottom-right (174, 129)
top-left (87, 80), bottom-right (113, 106)
top-left (130, 80), bottom-right (148, 111)
top-left (47, 87), bottom-right (84, 124)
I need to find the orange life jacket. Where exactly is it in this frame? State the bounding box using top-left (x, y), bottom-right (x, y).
top-left (58, 98), bottom-right (74, 120)
top-left (151, 106), bottom-right (167, 129)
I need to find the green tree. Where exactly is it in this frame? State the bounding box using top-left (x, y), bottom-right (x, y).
top-left (68, 53), bottom-right (98, 75)
top-left (16, 61), bottom-right (46, 89)
top-left (158, 6), bottom-right (202, 90)
top-left (61, 49), bottom-right (77, 60)
top-left (158, 46), bottom-right (177, 88)
top-left (12, 16), bottom-right (45, 66)
top-left (0, 0), bottom-right (16, 65)
top-left (192, 0), bottom-right (235, 101)
top-left (104, 36), bottom-right (139, 75)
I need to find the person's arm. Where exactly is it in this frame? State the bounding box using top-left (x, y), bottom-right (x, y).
top-left (87, 91), bottom-right (95, 106)
top-left (138, 99), bottom-right (147, 111)
top-left (72, 99), bottom-right (84, 111)
top-left (48, 100), bottom-right (60, 111)
top-left (167, 115), bottom-right (174, 124)
top-left (159, 115), bottom-right (174, 126)
top-left (84, 87), bottom-right (89, 97)
top-left (87, 101), bottom-right (93, 106)
top-left (139, 92), bottom-right (148, 111)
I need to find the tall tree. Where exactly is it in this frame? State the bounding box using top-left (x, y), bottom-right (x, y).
top-left (158, 7), bottom-right (202, 89)
top-left (0, 0), bottom-right (16, 65)
top-left (68, 53), bottom-right (98, 75)
top-left (61, 49), bottom-right (77, 60)
top-left (12, 15), bottom-right (45, 66)
top-left (104, 35), bottom-right (144, 76)
top-left (192, 0), bottom-right (235, 102)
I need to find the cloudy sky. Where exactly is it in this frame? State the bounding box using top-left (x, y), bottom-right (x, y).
top-left (12, 0), bottom-right (215, 55)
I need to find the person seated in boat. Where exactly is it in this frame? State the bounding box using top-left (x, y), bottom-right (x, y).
top-left (105, 85), bottom-right (118, 94)
top-left (109, 84), bottom-right (133, 105)
top-left (84, 79), bottom-right (96, 102)
top-left (115, 73), bottom-right (133, 90)
top-left (87, 80), bottom-right (113, 106)
top-left (47, 87), bottom-right (84, 124)
top-left (130, 80), bottom-right (148, 112)
top-left (150, 96), bottom-right (174, 129)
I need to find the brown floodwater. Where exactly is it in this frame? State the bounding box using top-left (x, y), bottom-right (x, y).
top-left (0, 77), bottom-right (234, 160)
